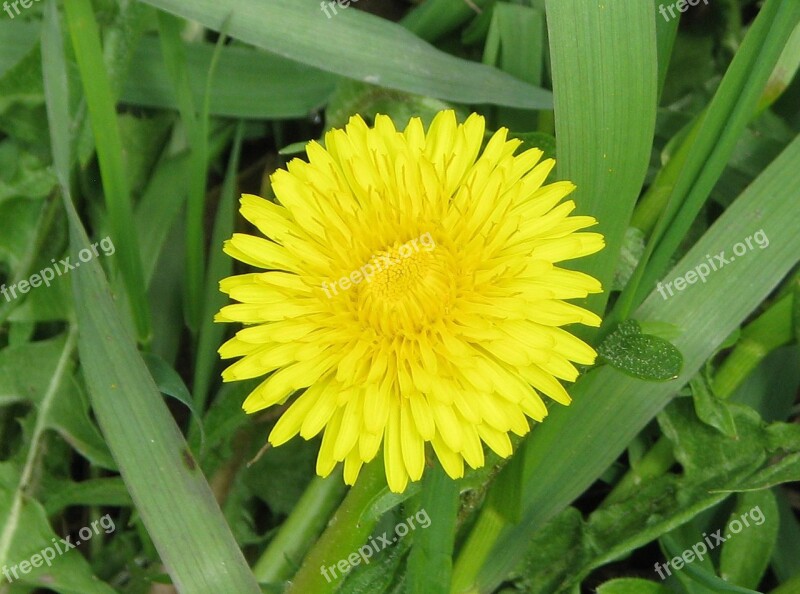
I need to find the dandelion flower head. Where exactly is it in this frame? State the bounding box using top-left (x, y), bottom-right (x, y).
top-left (216, 110), bottom-right (604, 492)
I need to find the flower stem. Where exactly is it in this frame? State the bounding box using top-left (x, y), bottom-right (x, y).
top-left (285, 459), bottom-right (386, 594)
top-left (253, 470), bottom-right (347, 584)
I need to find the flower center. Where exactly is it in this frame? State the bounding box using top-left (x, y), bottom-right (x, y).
top-left (369, 245), bottom-right (430, 300)
top-left (355, 236), bottom-right (454, 336)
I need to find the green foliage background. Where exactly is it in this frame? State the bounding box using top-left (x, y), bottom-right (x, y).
top-left (0, 0), bottom-right (798, 593)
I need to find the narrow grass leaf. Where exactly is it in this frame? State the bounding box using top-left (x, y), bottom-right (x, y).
top-left (156, 12), bottom-right (207, 331)
top-left (135, 125), bottom-right (233, 286)
top-left (661, 534), bottom-right (761, 594)
top-left (757, 22), bottom-right (800, 112)
top-left (621, 0), bottom-right (800, 315)
top-left (58, 187), bottom-right (262, 594)
top-left (63, 0), bottom-right (150, 342)
top-left (143, 352), bottom-right (205, 444)
top-left (482, 3), bottom-right (545, 131)
top-left (545, 0), bottom-right (658, 318)
top-left (192, 122), bottom-right (244, 418)
top-left (121, 36), bottom-right (338, 119)
top-left (719, 490), bottom-right (779, 589)
top-left (42, 3), bottom-right (261, 590)
top-left (137, 0), bottom-right (552, 109)
top-left (400, 0), bottom-right (490, 42)
top-left (406, 464), bottom-right (459, 594)
top-left (654, 0), bottom-right (680, 99)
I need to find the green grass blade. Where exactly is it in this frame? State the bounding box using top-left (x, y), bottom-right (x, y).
top-left (545, 0), bottom-right (658, 319)
top-left (59, 193), bottom-right (262, 594)
top-left (42, 3), bottom-right (261, 590)
top-left (400, 0), bottom-right (490, 42)
top-left (619, 0), bottom-right (800, 318)
top-left (63, 0), bottom-right (151, 342)
top-left (654, 0), bottom-right (680, 99)
top-left (41, 2), bottom-right (70, 192)
top-left (0, 21), bottom-right (39, 77)
top-left (121, 36), bottom-right (339, 119)
top-left (135, 125), bottom-right (233, 286)
top-left (156, 12), bottom-right (208, 333)
top-left (482, 3), bottom-right (545, 131)
top-left (191, 122), bottom-right (244, 418)
top-left (100, 0), bottom-right (148, 100)
top-left (406, 465), bottom-right (460, 594)
top-left (137, 0), bottom-right (552, 109)
top-left (758, 22), bottom-right (800, 112)
top-left (461, 132), bottom-right (800, 594)
top-left (484, 4), bottom-right (544, 87)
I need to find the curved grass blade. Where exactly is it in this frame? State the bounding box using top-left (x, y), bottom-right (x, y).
top-left (137, 0), bottom-right (552, 110)
top-left (63, 0), bottom-right (151, 342)
top-left (122, 35), bottom-right (338, 119)
top-left (617, 0), bottom-right (800, 319)
top-left (400, 0), bottom-right (491, 42)
top-left (42, 2), bottom-right (261, 590)
top-left (191, 122), bottom-right (244, 420)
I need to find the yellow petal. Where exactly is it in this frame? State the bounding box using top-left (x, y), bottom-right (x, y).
top-left (383, 400), bottom-right (408, 493)
top-left (400, 398), bottom-right (426, 481)
top-left (316, 407), bottom-right (345, 477)
top-left (431, 433), bottom-right (464, 480)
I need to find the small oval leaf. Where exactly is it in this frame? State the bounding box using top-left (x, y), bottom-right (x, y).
top-left (598, 319), bottom-right (683, 381)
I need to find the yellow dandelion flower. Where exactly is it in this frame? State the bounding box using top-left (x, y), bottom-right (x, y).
top-left (216, 110), bottom-right (604, 493)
